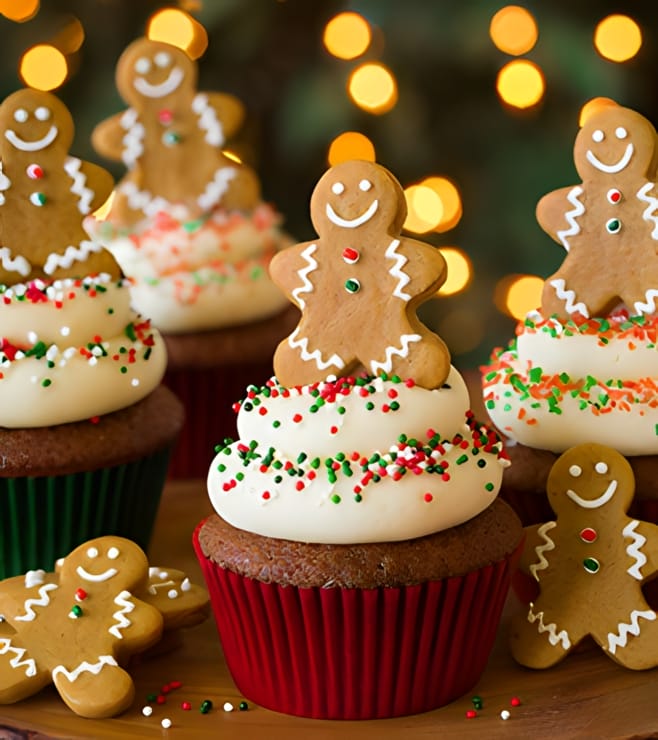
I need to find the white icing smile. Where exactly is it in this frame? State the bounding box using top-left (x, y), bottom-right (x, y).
top-left (566, 479), bottom-right (617, 508)
top-left (586, 144), bottom-right (634, 174)
top-left (76, 565), bottom-right (119, 582)
top-left (134, 67), bottom-right (184, 98)
top-left (325, 199), bottom-right (379, 229)
top-left (4, 125), bottom-right (58, 152)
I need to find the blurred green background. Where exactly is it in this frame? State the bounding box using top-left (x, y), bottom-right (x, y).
top-left (1, 0), bottom-right (655, 368)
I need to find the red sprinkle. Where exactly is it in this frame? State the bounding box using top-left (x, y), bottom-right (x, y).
top-left (423, 493), bottom-right (433, 502)
top-left (156, 695), bottom-right (167, 705)
top-left (466, 709), bottom-right (477, 719)
top-left (75, 588), bottom-right (87, 601)
top-left (181, 701), bottom-right (192, 711)
top-left (510, 696), bottom-right (521, 707)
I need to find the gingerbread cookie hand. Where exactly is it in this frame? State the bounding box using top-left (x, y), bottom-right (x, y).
top-left (538, 105), bottom-right (658, 320)
top-left (271, 160), bottom-right (450, 389)
top-left (510, 443), bottom-right (658, 670)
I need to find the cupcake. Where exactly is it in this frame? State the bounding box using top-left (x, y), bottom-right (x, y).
top-left (482, 103), bottom-right (658, 527)
top-left (90, 37), bottom-right (295, 478)
top-left (194, 160), bottom-right (522, 719)
top-left (0, 87), bottom-right (183, 579)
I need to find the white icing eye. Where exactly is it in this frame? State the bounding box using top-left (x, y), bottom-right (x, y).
top-left (35, 106), bottom-right (50, 121)
top-left (595, 461), bottom-right (609, 474)
top-left (359, 179), bottom-right (372, 192)
top-left (135, 57), bottom-right (151, 75)
top-left (154, 51), bottom-right (171, 68)
top-left (332, 181), bottom-right (345, 195)
top-left (159, 570), bottom-right (169, 580)
top-left (13, 108), bottom-right (28, 123)
top-left (569, 465), bottom-right (582, 478)
top-left (107, 547), bottom-right (120, 559)
top-left (86, 547), bottom-right (99, 558)
top-left (615, 126), bottom-right (628, 140)
top-left (592, 129), bottom-right (604, 143)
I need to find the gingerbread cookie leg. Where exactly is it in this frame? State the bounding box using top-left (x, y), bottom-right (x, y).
top-left (369, 326), bottom-right (449, 388)
top-left (0, 626), bottom-right (49, 703)
top-left (52, 660), bottom-right (135, 718)
top-left (594, 605), bottom-right (658, 669)
top-left (542, 266), bottom-right (615, 319)
top-left (509, 602), bottom-right (584, 668)
top-left (274, 325), bottom-right (348, 386)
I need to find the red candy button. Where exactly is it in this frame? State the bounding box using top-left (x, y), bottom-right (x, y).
top-left (342, 247), bottom-right (359, 264)
top-left (580, 527), bottom-right (597, 543)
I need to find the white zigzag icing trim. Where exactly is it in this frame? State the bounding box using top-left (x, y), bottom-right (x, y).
top-left (64, 157), bottom-right (94, 215)
top-left (0, 247), bottom-right (30, 277)
top-left (288, 326), bottom-right (344, 371)
top-left (0, 161), bottom-right (10, 205)
top-left (528, 604), bottom-right (570, 649)
top-left (120, 108), bottom-right (144, 168)
top-left (15, 583), bottom-right (58, 622)
top-left (556, 185), bottom-right (584, 251)
top-left (197, 166), bottom-right (236, 211)
top-left (52, 655), bottom-right (117, 683)
top-left (108, 589), bottom-right (135, 639)
top-left (530, 521), bottom-right (556, 582)
top-left (370, 333), bottom-right (421, 375)
top-left (636, 182), bottom-right (658, 240)
top-left (634, 289), bottom-right (658, 316)
top-left (291, 244), bottom-right (318, 309)
top-left (385, 239), bottom-right (411, 300)
top-left (0, 637), bottom-right (37, 677)
top-left (192, 93), bottom-right (225, 147)
top-left (624, 520), bottom-right (647, 580)
top-left (43, 240), bottom-right (103, 276)
top-left (549, 278), bottom-right (589, 318)
top-left (607, 609), bottom-right (656, 654)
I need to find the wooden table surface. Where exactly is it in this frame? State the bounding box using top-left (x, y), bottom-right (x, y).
top-left (2, 478), bottom-right (658, 739)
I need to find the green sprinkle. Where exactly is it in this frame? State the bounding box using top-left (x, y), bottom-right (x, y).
top-left (477, 459), bottom-right (487, 468)
top-left (272, 420), bottom-right (281, 428)
top-left (366, 401), bottom-right (374, 410)
top-left (354, 494), bottom-right (362, 502)
top-left (120, 366), bottom-right (127, 374)
top-left (528, 367), bottom-right (543, 383)
top-left (485, 482), bottom-right (495, 492)
top-left (337, 406), bottom-right (346, 414)
top-left (331, 494), bottom-right (341, 504)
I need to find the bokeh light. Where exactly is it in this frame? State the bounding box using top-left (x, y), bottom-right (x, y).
top-left (403, 185), bottom-right (443, 234)
top-left (579, 97), bottom-right (617, 127)
top-left (19, 44), bottom-right (68, 91)
top-left (147, 8), bottom-right (208, 59)
top-left (222, 150), bottom-right (242, 164)
top-left (54, 16), bottom-right (85, 54)
top-left (496, 59), bottom-right (545, 109)
top-left (437, 309), bottom-right (485, 356)
top-left (495, 274), bottom-right (543, 319)
top-left (594, 15), bottom-right (642, 63)
top-left (93, 191), bottom-right (115, 221)
top-left (489, 6), bottom-right (538, 56)
top-left (328, 132), bottom-right (376, 165)
top-left (422, 176), bottom-right (463, 232)
top-left (437, 248), bottom-right (472, 296)
top-left (348, 63), bottom-right (398, 114)
top-left (0, 0), bottom-right (39, 22)
top-left (323, 12), bottom-right (371, 60)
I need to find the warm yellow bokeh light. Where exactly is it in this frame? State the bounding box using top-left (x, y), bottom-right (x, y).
top-left (54, 16), bottom-right (85, 54)
top-left (147, 8), bottom-right (208, 59)
top-left (327, 132), bottom-right (376, 165)
top-left (323, 12), bottom-right (371, 60)
top-left (0, 0), bottom-right (39, 22)
top-left (222, 150), bottom-right (242, 164)
top-left (422, 176), bottom-right (463, 232)
top-left (19, 45), bottom-right (68, 92)
top-left (496, 59), bottom-right (545, 110)
top-left (579, 97), bottom-right (618, 127)
top-left (437, 309), bottom-right (485, 355)
top-left (496, 274), bottom-right (543, 319)
top-left (438, 248), bottom-right (472, 296)
top-left (348, 63), bottom-right (398, 114)
top-left (489, 6), bottom-right (538, 56)
top-left (594, 15), bottom-right (642, 63)
top-left (93, 191), bottom-right (115, 221)
top-left (403, 185), bottom-right (443, 234)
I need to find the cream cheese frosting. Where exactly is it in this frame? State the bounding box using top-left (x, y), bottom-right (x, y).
top-left (483, 309), bottom-right (658, 455)
top-left (95, 203), bottom-right (291, 334)
top-left (207, 366), bottom-right (510, 544)
top-left (0, 274), bottom-right (166, 427)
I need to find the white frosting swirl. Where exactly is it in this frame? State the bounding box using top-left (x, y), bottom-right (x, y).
top-left (0, 275), bottom-right (166, 428)
top-left (483, 310), bottom-right (658, 455)
top-left (208, 366), bottom-right (509, 544)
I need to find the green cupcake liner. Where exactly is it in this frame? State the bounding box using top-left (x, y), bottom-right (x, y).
top-left (0, 446), bottom-right (171, 579)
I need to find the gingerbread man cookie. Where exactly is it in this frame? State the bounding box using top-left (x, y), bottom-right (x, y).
top-left (92, 37), bottom-right (259, 226)
top-left (0, 88), bottom-right (120, 286)
top-left (0, 537), bottom-right (163, 718)
top-left (538, 105), bottom-right (658, 320)
top-left (269, 160), bottom-right (450, 389)
top-left (510, 443), bottom-right (658, 670)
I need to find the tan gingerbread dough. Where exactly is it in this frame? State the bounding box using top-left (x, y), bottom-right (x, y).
top-left (510, 443), bottom-right (658, 670)
top-left (92, 37), bottom-right (260, 226)
top-left (270, 160), bottom-right (450, 389)
top-left (0, 88), bottom-right (120, 286)
top-left (538, 105), bottom-right (658, 320)
top-left (0, 537), bottom-right (163, 718)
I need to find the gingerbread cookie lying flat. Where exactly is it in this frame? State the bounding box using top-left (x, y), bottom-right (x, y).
top-left (0, 88), bottom-right (120, 285)
top-left (510, 443), bottom-right (658, 670)
top-left (92, 37), bottom-right (259, 226)
top-left (538, 105), bottom-right (658, 320)
top-left (0, 537), bottom-right (163, 718)
top-left (269, 160), bottom-right (450, 389)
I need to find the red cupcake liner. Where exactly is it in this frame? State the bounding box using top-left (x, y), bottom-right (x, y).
top-left (193, 520), bottom-right (521, 719)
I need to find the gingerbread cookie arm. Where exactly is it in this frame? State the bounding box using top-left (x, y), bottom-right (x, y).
top-left (91, 113), bottom-right (128, 163)
top-left (517, 523), bottom-right (548, 577)
top-left (396, 237), bottom-right (447, 297)
top-left (66, 159), bottom-right (115, 214)
top-left (269, 240), bottom-right (317, 308)
top-left (625, 520), bottom-right (658, 580)
top-left (203, 91), bottom-right (245, 141)
top-left (536, 185), bottom-right (584, 247)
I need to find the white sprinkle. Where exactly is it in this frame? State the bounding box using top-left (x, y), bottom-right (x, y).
top-left (500, 709), bottom-right (511, 720)
top-left (88, 356), bottom-right (98, 366)
top-left (223, 702), bottom-right (234, 712)
top-left (91, 346), bottom-right (104, 356)
top-left (142, 705), bottom-right (153, 716)
top-left (181, 577), bottom-right (191, 592)
top-left (27, 331), bottom-right (37, 344)
top-left (60, 326), bottom-right (70, 337)
top-left (131, 378), bottom-right (140, 387)
top-left (161, 717), bottom-right (172, 728)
